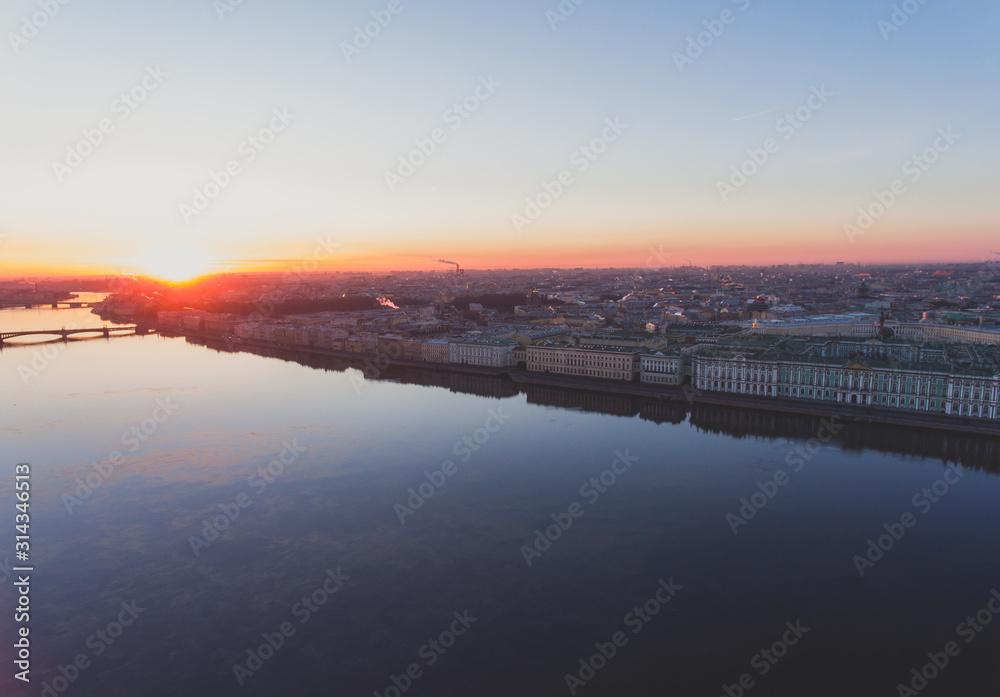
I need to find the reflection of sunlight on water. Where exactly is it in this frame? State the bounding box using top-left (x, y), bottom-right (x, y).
top-left (36, 421), bottom-right (394, 511)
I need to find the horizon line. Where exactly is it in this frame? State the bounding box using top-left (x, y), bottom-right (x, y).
top-left (0, 258), bottom-right (996, 283)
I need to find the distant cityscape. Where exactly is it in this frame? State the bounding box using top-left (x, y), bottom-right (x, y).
top-left (7, 261), bottom-right (997, 426)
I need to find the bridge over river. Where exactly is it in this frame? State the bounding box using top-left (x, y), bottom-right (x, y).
top-left (0, 301), bottom-right (96, 309)
top-left (0, 325), bottom-right (154, 347)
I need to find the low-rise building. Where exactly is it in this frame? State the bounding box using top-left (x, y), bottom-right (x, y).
top-left (207, 317), bottom-right (240, 335)
top-left (422, 340), bottom-right (450, 364)
top-left (157, 311), bottom-right (189, 330)
top-left (639, 351), bottom-right (686, 385)
top-left (526, 342), bottom-right (640, 381)
top-left (399, 339), bottom-right (425, 362)
top-left (449, 337), bottom-right (518, 367)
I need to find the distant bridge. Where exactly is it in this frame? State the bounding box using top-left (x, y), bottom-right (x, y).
top-left (0, 325), bottom-right (152, 347)
top-left (0, 301), bottom-right (95, 309)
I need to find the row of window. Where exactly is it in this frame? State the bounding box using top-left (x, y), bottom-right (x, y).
top-left (641, 373), bottom-right (683, 384)
top-left (453, 347), bottom-right (510, 355)
top-left (641, 361), bottom-right (681, 374)
top-left (696, 379), bottom-right (1000, 419)
top-left (529, 364), bottom-right (631, 380)
top-left (530, 352), bottom-right (634, 369)
top-left (699, 362), bottom-right (998, 403)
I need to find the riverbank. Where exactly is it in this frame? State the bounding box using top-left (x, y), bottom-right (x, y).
top-left (170, 331), bottom-right (1000, 438)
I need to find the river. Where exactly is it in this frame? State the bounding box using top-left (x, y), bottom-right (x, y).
top-left (1, 300), bottom-right (999, 697)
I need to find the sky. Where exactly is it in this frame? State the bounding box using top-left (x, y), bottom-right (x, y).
top-left (1, 0), bottom-right (998, 279)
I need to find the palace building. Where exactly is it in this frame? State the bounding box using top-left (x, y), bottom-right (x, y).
top-left (690, 336), bottom-right (1000, 419)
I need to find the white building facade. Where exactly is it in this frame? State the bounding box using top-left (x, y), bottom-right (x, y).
top-left (639, 353), bottom-right (686, 386)
top-left (449, 338), bottom-right (518, 367)
top-left (526, 345), bottom-right (640, 381)
top-left (691, 351), bottom-right (1000, 419)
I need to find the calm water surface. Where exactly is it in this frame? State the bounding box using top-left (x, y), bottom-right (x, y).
top-left (2, 303), bottom-right (999, 697)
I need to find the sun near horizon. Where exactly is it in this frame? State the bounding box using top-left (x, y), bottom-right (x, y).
top-left (133, 245), bottom-right (216, 284)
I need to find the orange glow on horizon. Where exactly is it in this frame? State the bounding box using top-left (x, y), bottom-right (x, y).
top-left (1, 221), bottom-right (997, 280)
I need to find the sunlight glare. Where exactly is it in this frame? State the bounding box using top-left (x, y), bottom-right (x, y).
top-left (137, 245), bottom-right (213, 283)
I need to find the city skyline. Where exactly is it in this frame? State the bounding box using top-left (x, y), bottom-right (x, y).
top-left (5, 253), bottom-right (998, 285)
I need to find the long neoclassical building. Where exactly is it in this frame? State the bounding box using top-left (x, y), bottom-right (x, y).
top-left (690, 336), bottom-right (1000, 420)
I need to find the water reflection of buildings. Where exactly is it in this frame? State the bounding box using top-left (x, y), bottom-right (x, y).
top-left (524, 386), bottom-right (636, 417)
top-left (637, 401), bottom-right (687, 426)
top-left (449, 372), bottom-right (520, 399)
top-left (690, 404), bottom-right (1000, 474)
top-left (838, 423), bottom-right (1000, 472)
top-left (197, 336), bottom-right (1000, 475)
top-left (689, 405), bottom-right (813, 442)
top-left (522, 386), bottom-right (687, 425)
